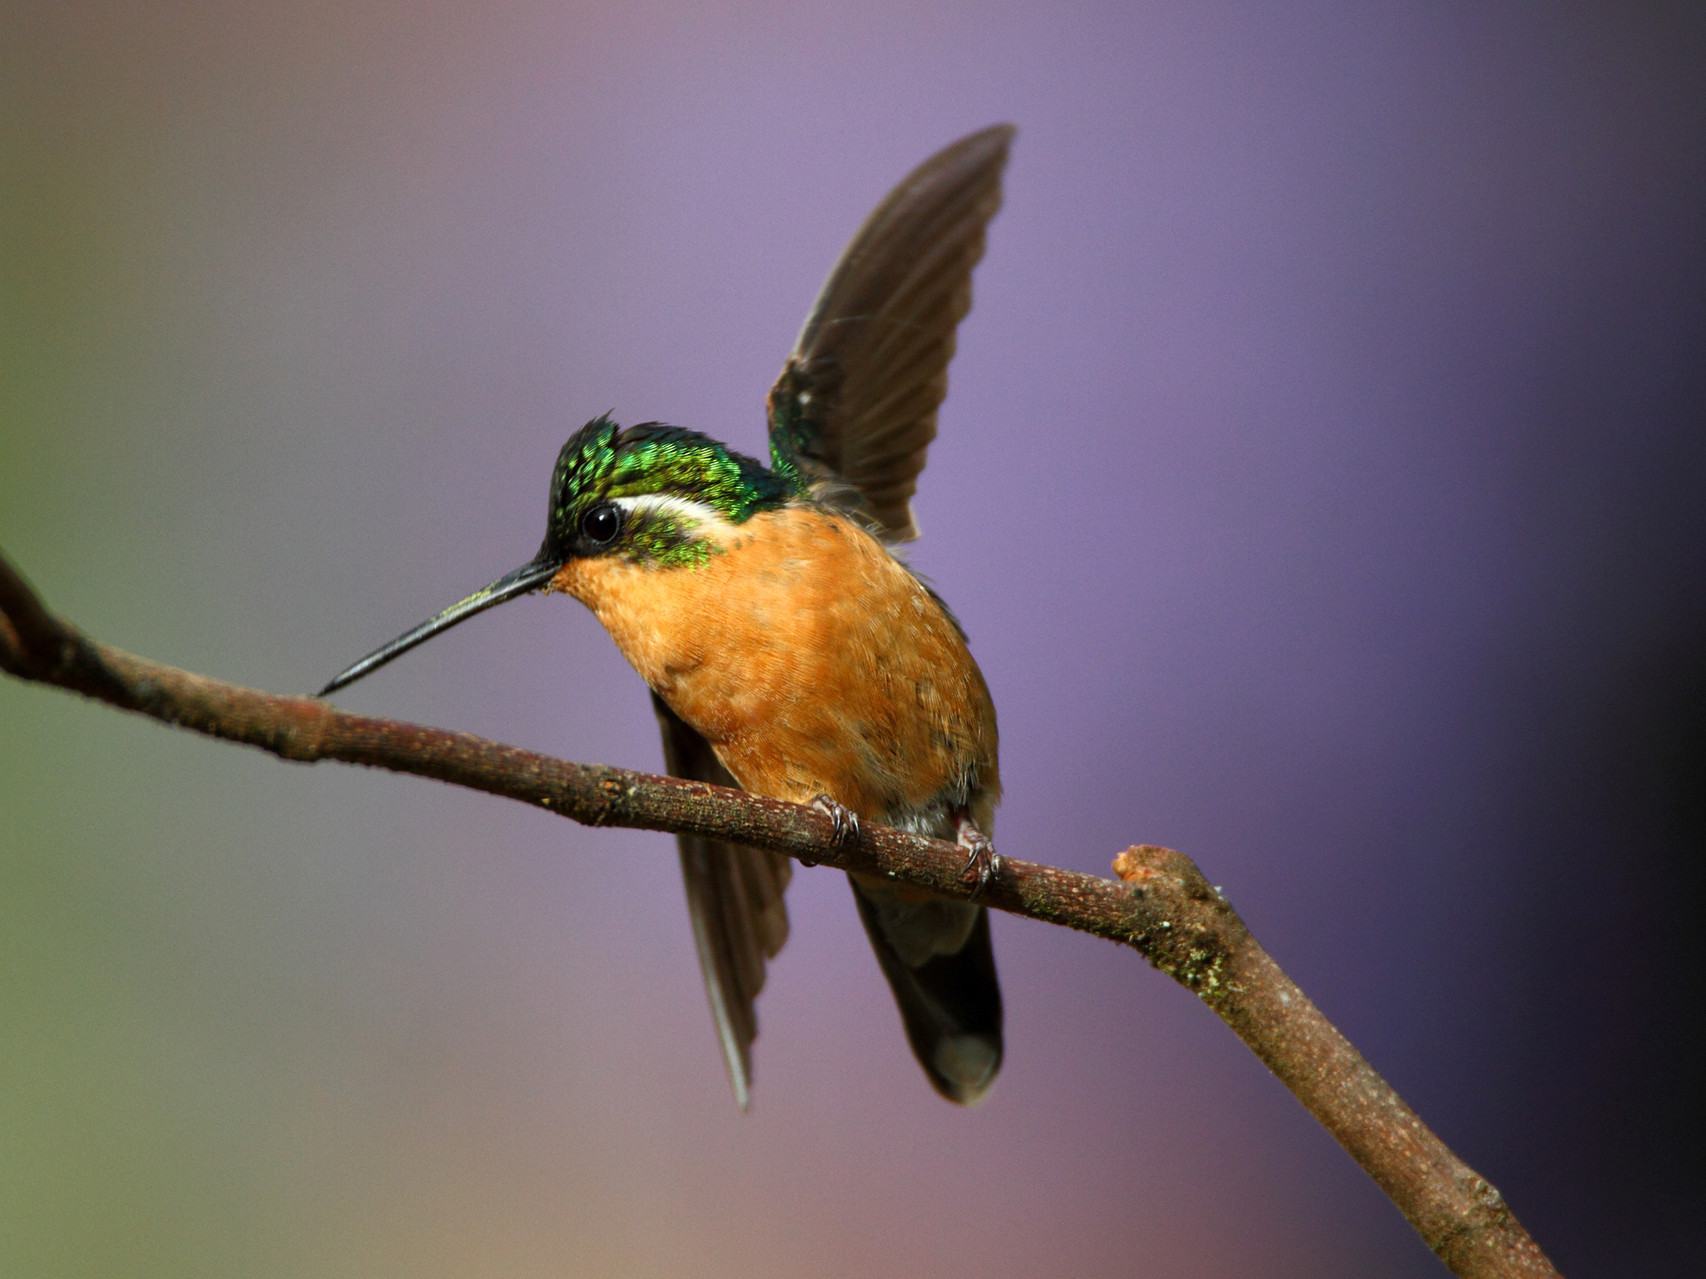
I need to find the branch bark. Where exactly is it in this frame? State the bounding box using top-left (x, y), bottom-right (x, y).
top-left (0, 548), bottom-right (1561, 1278)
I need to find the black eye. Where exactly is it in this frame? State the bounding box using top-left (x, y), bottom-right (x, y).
top-left (580, 502), bottom-right (623, 546)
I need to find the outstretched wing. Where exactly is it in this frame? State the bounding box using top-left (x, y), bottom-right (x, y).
top-left (768, 124), bottom-right (1015, 542)
top-left (651, 693), bottom-right (791, 1111)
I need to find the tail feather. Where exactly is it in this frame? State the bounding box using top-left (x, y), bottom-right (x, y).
top-left (849, 876), bottom-right (1003, 1105)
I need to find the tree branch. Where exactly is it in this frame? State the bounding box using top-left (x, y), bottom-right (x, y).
top-left (0, 547), bottom-right (1560, 1278)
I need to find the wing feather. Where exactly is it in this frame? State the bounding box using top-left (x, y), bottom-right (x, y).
top-left (652, 693), bottom-right (791, 1111)
top-left (768, 124), bottom-right (1015, 541)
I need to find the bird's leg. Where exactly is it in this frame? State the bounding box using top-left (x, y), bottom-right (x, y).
top-left (807, 794), bottom-right (861, 866)
top-left (954, 813), bottom-right (1000, 902)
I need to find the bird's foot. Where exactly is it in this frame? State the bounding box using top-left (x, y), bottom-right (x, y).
top-left (956, 818), bottom-right (1001, 902)
top-left (807, 794), bottom-right (861, 866)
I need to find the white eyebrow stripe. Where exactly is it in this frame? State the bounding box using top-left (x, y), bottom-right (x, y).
top-left (611, 493), bottom-right (730, 529)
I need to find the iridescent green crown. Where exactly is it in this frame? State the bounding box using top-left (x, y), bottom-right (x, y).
top-left (542, 416), bottom-right (794, 565)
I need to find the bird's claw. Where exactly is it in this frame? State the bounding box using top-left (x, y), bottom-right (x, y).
top-left (808, 794), bottom-right (861, 866)
top-left (957, 821), bottom-right (1000, 903)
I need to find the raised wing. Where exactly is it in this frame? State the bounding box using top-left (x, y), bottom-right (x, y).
top-left (651, 693), bottom-right (791, 1111)
top-left (768, 124), bottom-right (1015, 542)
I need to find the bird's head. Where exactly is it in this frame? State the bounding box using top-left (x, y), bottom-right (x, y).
top-left (316, 415), bottom-right (790, 696)
top-left (539, 416), bottom-right (790, 569)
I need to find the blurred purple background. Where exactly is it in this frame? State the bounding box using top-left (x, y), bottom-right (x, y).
top-left (3, 2), bottom-right (1703, 1275)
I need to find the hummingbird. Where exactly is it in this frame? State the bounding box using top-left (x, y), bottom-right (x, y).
top-left (318, 124), bottom-right (1014, 1109)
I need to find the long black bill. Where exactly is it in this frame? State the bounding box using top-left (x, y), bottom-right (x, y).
top-left (316, 556), bottom-right (563, 697)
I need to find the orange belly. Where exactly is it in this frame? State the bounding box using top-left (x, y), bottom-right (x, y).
top-left (549, 504), bottom-right (998, 828)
